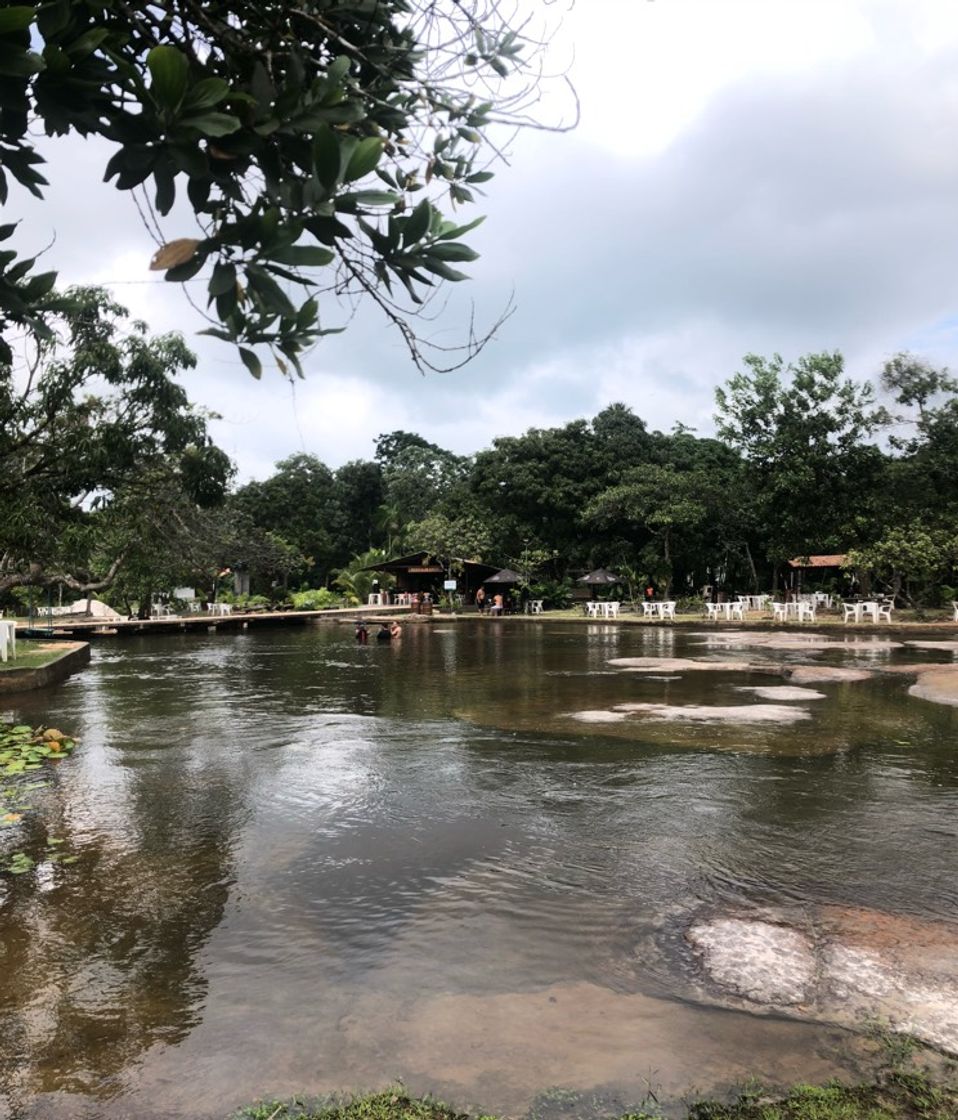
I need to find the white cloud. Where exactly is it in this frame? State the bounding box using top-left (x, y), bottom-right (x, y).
top-left (8, 0), bottom-right (958, 478)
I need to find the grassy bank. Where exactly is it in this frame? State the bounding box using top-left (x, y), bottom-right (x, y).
top-left (234, 1070), bottom-right (958, 1120)
top-left (0, 639), bottom-right (72, 671)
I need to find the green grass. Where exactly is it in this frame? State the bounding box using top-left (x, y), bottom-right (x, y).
top-left (234, 1075), bottom-right (958, 1120)
top-left (0, 640), bottom-right (70, 672)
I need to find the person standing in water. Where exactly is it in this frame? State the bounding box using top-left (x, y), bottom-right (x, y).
top-left (356, 620), bottom-right (369, 644)
top-left (389, 620), bottom-right (402, 640)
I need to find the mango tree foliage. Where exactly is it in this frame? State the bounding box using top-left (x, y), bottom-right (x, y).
top-left (846, 524), bottom-right (958, 606)
top-left (404, 510), bottom-right (492, 570)
top-left (714, 352), bottom-right (890, 565)
top-left (0, 286), bottom-right (231, 593)
top-left (0, 0), bottom-right (570, 374)
top-left (232, 453), bottom-right (337, 581)
top-left (584, 463), bottom-right (715, 595)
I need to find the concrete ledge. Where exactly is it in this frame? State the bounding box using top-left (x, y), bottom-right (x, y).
top-left (0, 642), bottom-right (90, 694)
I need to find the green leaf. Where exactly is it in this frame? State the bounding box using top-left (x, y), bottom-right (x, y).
top-left (246, 266), bottom-right (296, 316)
top-left (0, 6), bottom-right (34, 33)
top-left (419, 258), bottom-right (469, 282)
top-left (436, 215), bottom-right (485, 241)
top-left (344, 137), bottom-right (384, 183)
top-left (313, 124), bottom-right (341, 191)
top-left (183, 77), bottom-right (230, 112)
top-left (238, 346), bottom-right (262, 379)
top-left (424, 241), bottom-right (479, 263)
top-left (264, 245), bottom-right (335, 267)
top-left (208, 261), bottom-right (237, 297)
top-left (402, 199), bottom-right (432, 247)
top-left (66, 28), bottom-right (109, 57)
top-left (148, 45), bottom-right (189, 111)
top-left (165, 256), bottom-right (204, 282)
top-left (180, 111), bottom-right (241, 138)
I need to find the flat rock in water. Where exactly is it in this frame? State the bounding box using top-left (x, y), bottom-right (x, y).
top-left (908, 668), bottom-right (958, 707)
top-left (736, 686), bottom-right (826, 701)
top-left (687, 907), bottom-right (958, 1054)
top-left (905, 640), bottom-right (958, 651)
top-left (567, 709), bottom-right (628, 723)
top-left (608, 657), bottom-right (775, 674)
top-left (687, 919), bottom-right (816, 1004)
top-left (785, 665), bottom-right (874, 683)
top-left (612, 702), bottom-right (811, 723)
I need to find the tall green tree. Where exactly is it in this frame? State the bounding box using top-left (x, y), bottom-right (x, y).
top-left (232, 453), bottom-right (336, 582)
top-left (714, 352), bottom-right (889, 570)
top-left (0, 286), bottom-right (230, 594)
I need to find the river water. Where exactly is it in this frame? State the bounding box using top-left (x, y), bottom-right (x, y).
top-left (1, 621), bottom-right (958, 1119)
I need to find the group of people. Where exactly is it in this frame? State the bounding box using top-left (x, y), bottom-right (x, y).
top-left (474, 587), bottom-right (508, 614)
top-left (355, 619), bottom-right (402, 645)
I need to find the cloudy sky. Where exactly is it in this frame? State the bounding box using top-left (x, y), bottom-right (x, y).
top-left (14, 0), bottom-right (958, 479)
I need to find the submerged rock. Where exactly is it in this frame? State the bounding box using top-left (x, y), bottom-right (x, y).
top-left (567, 710), bottom-right (628, 723)
top-left (688, 919), bottom-right (816, 1005)
top-left (608, 657), bottom-right (776, 674)
top-left (908, 668), bottom-right (958, 707)
top-left (687, 906), bottom-right (958, 1054)
top-left (784, 665), bottom-right (874, 683)
top-left (736, 686), bottom-right (827, 701)
top-left (611, 702), bottom-right (811, 723)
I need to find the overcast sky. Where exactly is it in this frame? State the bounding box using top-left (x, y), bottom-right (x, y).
top-left (14, 0), bottom-right (958, 480)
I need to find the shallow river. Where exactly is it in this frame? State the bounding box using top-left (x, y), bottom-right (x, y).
top-left (2, 621), bottom-right (958, 1119)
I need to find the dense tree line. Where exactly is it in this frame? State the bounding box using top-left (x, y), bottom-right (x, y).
top-left (5, 329), bottom-right (958, 612)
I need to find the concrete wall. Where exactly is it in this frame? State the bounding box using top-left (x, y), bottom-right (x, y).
top-left (0, 643), bottom-right (91, 694)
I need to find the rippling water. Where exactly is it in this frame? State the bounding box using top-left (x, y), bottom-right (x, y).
top-left (1, 621), bottom-right (958, 1119)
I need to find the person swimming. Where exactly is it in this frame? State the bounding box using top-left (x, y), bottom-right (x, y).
top-left (355, 619), bottom-right (369, 644)
top-left (376, 623), bottom-right (392, 642)
top-left (389, 620), bottom-right (402, 640)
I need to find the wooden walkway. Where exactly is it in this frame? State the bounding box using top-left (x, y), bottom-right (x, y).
top-left (22, 605), bottom-right (410, 640)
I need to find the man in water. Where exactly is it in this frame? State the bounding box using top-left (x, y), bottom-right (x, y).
top-left (356, 620), bottom-right (369, 644)
top-left (389, 620), bottom-right (402, 640)
top-left (376, 623), bottom-right (392, 642)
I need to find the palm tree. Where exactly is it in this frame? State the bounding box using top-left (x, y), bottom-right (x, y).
top-left (332, 548), bottom-right (393, 605)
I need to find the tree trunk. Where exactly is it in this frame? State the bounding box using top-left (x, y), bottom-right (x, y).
top-left (744, 541), bottom-right (759, 593)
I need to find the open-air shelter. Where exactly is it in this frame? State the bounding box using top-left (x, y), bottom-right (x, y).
top-left (576, 568), bottom-right (622, 599)
top-left (364, 552), bottom-right (499, 601)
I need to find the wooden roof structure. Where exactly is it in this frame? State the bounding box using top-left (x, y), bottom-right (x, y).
top-left (787, 554), bottom-right (848, 569)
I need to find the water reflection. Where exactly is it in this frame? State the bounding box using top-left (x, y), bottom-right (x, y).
top-left (0, 622), bottom-right (956, 1118)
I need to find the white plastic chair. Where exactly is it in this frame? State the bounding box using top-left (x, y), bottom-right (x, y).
top-left (772, 602), bottom-right (788, 622)
top-left (729, 602), bottom-right (745, 621)
top-left (952, 600), bottom-right (958, 622)
top-left (604, 601), bottom-right (620, 618)
top-left (797, 602), bottom-right (816, 622)
top-left (843, 603), bottom-right (858, 623)
top-left (705, 602), bottom-right (721, 621)
top-left (659, 601), bottom-right (676, 620)
top-left (585, 601), bottom-right (600, 618)
top-left (877, 601), bottom-right (893, 624)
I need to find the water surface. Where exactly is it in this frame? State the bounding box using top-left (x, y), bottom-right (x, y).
top-left (1, 621), bottom-right (957, 1119)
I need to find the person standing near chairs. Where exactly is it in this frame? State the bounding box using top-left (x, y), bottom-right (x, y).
top-left (475, 586), bottom-right (487, 614)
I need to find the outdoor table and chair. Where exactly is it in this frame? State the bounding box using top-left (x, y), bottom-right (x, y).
top-left (707, 601), bottom-right (746, 622)
top-left (585, 601), bottom-right (621, 618)
top-left (0, 619), bottom-right (16, 663)
top-left (771, 600), bottom-right (817, 622)
top-left (646, 600), bottom-right (676, 620)
top-left (843, 600), bottom-right (892, 624)
top-left (736, 594), bottom-right (769, 611)
top-left (208, 602), bottom-right (233, 617)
